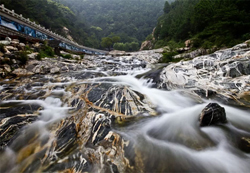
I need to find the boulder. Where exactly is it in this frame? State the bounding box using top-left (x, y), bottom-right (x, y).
top-left (185, 39), bottom-right (192, 47)
top-left (109, 50), bottom-right (126, 56)
top-left (27, 52), bottom-right (39, 59)
top-left (50, 67), bottom-right (60, 74)
top-left (5, 37), bottom-right (11, 42)
top-left (140, 40), bottom-right (153, 51)
top-left (61, 66), bottom-right (69, 72)
top-left (3, 47), bottom-right (10, 54)
top-left (11, 39), bottom-right (20, 45)
top-left (239, 137), bottom-right (250, 153)
top-left (199, 103), bottom-right (227, 127)
top-left (3, 64), bottom-right (11, 73)
top-left (32, 42), bottom-right (41, 48)
top-left (0, 40), bottom-right (11, 45)
top-left (12, 68), bottom-right (34, 76)
top-left (19, 43), bottom-right (25, 47)
top-left (5, 46), bottom-right (18, 52)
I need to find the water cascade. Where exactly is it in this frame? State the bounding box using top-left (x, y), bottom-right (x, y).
top-left (0, 46), bottom-right (250, 172)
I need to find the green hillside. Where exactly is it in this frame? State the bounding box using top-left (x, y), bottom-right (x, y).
top-left (153, 0), bottom-right (250, 49)
top-left (54, 0), bottom-right (172, 50)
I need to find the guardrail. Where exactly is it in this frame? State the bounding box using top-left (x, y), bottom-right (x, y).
top-left (0, 4), bottom-right (108, 54)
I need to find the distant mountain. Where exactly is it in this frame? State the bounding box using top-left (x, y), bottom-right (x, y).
top-left (54, 0), bottom-right (170, 45)
top-left (1, 0), bottom-right (95, 47)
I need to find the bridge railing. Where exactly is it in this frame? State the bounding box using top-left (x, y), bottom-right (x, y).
top-left (0, 4), bottom-right (108, 54)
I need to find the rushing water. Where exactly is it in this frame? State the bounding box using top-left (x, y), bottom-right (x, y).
top-left (0, 54), bottom-right (250, 172)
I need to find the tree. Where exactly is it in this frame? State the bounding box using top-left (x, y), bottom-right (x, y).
top-left (111, 36), bottom-right (121, 43)
top-left (101, 37), bottom-right (113, 50)
top-left (101, 34), bottom-right (121, 50)
top-left (163, 1), bottom-right (171, 13)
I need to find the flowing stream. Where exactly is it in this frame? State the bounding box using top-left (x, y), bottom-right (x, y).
top-left (0, 53), bottom-right (250, 172)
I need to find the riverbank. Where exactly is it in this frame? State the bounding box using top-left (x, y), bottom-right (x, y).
top-left (0, 37), bottom-right (250, 173)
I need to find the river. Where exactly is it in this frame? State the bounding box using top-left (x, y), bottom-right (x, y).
top-left (0, 51), bottom-right (250, 172)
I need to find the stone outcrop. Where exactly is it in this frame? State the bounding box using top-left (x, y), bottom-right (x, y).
top-left (199, 103), bottom-right (227, 127)
top-left (140, 40), bottom-right (153, 51)
top-left (159, 42), bottom-right (250, 106)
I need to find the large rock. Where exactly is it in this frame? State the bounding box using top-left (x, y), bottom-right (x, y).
top-left (5, 46), bottom-right (18, 52)
top-left (3, 64), bottom-right (11, 73)
top-left (50, 67), bottom-right (60, 74)
top-left (27, 52), bottom-right (39, 59)
top-left (0, 40), bottom-right (11, 45)
top-left (140, 40), bottom-right (153, 51)
top-left (109, 50), bottom-right (126, 56)
top-left (5, 37), bottom-right (11, 42)
top-left (239, 137), bottom-right (250, 153)
top-left (12, 68), bottom-right (34, 76)
top-left (199, 103), bottom-right (227, 127)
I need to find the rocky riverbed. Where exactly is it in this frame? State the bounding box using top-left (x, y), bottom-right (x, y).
top-left (0, 38), bottom-right (250, 172)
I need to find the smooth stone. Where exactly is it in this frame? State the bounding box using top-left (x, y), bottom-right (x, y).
top-left (199, 103), bottom-right (227, 127)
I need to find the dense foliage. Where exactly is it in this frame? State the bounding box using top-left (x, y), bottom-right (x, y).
top-left (154, 0), bottom-right (250, 49)
top-left (54, 0), bottom-right (171, 50)
top-left (1, 0), bottom-right (95, 47)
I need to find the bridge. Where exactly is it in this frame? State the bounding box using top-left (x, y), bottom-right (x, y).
top-left (0, 4), bottom-right (108, 55)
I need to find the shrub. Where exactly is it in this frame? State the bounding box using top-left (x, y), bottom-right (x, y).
top-left (36, 45), bottom-right (55, 60)
top-left (64, 54), bottom-right (73, 59)
top-left (44, 46), bottom-right (54, 57)
top-left (160, 51), bottom-right (178, 63)
top-left (25, 45), bottom-right (31, 51)
top-left (36, 53), bottom-right (42, 61)
top-left (154, 40), bottom-right (166, 49)
top-left (0, 44), bottom-right (5, 52)
top-left (18, 51), bottom-right (28, 65)
top-left (202, 41), bottom-right (213, 49)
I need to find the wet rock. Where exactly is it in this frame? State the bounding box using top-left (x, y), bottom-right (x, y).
top-left (5, 37), bottom-right (11, 42)
top-left (61, 66), bottom-right (69, 72)
top-left (199, 103), bottom-right (227, 127)
top-left (239, 137), bottom-right (250, 153)
top-left (50, 67), bottom-right (60, 74)
top-left (174, 48), bottom-right (208, 59)
top-left (12, 68), bottom-right (34, 76)
top-left (27, 52), bottom-right (39, 59)
top-left (0, 115), bottom-right (37, 149)
top-left (0, 40), bottom-right (11, 45)
top-left (228, 62), bottom-right (244, 78)
top-left (11, 39), bottom-right (20, 46)
top-left (193, 89), bottom-right (217, 98)
top-left (91, 114), bottom-right (111, 145)
top-left (55, 123), bottom-right (77, 155)
top-left (19, 43), bottom-right (25, 47)
top-left (109, 50), bottom-right (126, 56)
top-left (5, 46), bottom-right (18, 52)
top-left (3, 64), bottom-right (11, 73)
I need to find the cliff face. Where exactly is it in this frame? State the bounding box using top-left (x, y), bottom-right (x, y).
top-left (140, 28), bottom-right (156, 51)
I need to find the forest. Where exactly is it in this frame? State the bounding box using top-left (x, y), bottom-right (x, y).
top-left (153, 0), bottom-right (250, 49)
top-left (1, 0), bottom-right (250, 51)
top-left (53, 0), bottom-right (169, 51)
